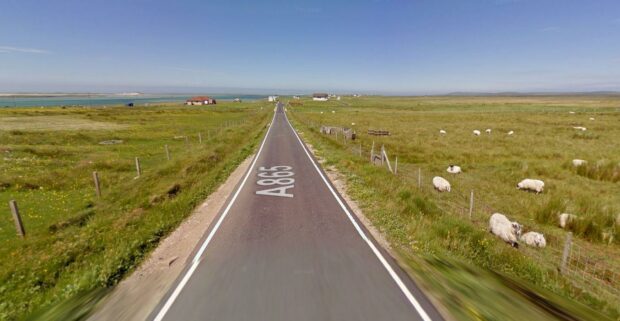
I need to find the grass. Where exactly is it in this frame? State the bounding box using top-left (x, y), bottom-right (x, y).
top-left (288, 95), bottom-right (619, 320)
top-left (0, 102), bottom-right (270, 320)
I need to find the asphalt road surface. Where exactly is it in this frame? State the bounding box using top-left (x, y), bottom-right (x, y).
top-left (149, 102), bottom-right (443, 321)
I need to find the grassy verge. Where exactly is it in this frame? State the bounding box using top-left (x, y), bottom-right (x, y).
top-left (0, 102), bottom-right (270, 320)
top-left (287, 96), bottom-right (619, 320)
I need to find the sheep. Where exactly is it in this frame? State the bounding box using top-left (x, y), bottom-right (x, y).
top-left (589, 117), bottom-right (595, 121)
top-left (439, 129), bottom-right (446, 134)
top-left (520, 232), bottom-right (546, 248)
top-left (473, 130), bottom-right (481, 136)
top-left (446, 165), bottom-right (462, 174)
top-left (485, 128), bottom-right (492, 134)
top-left (559, 213), bottom-right (577, 229)
top-left (572, 126), bottom-right (587, 131)
top-left (569, 111), bottom-right (575, 114)
top-left (507, 130), bottom-right (514, 135)
top-left (432, 176), bottom-right (451, 192)
top-left (517, 179), bottom-right (544, 194)
top-left (489, 213), bottom-right (522, 248)
top-left (572, 159), bottom-right (587, 167)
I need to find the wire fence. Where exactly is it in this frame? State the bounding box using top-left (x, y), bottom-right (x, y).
top-left (294, 115), bottom-right (620, 304)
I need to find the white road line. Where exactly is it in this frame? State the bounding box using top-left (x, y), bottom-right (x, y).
top-left (283, 112), bottom-right (433, 321)
top-left (152, 110), bottom-right (277, 321)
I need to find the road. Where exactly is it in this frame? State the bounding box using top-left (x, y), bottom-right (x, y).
top-left (149, 102), bottom-right (443, 321)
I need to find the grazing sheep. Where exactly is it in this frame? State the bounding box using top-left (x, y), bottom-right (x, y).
top-left (520, 232), bottom-right (546, 248)
top-left (473, 130), bottom-right (481, 136)
top-left (439, 129), bottom-right (446, 134)
top-left (507, 130), bottom-right (514, 135)
top-left (572, 159), bottom-right (587, 167)
top-left (559, 213), bottom-right (577, 228)
top-left (517, 179), bottom-right (545, 193)
top-left (569, 111), bottom-right (575, 114)
top-left (485, 129), bottom-right (492, 134)
top-left (446, 165), bottom-right (462, 174)
top-left (589, 117), bottom-right (595, 121)
top-left (331, 110), bottom-right (335, 113)
top-left (572, 126), bottom-right (587, 131)
top-left (432, 176), bottom-right (451, 192)
top-left (489, 213), bottom-right (522, 248)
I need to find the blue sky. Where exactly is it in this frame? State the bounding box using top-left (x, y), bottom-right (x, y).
top-left (1, 0), bottom-right (619, 94)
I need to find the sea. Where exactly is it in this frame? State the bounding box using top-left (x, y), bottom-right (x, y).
top-left (0, 94), bottom-right (267, 108)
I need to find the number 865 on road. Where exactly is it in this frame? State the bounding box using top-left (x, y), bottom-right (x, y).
top-left (255, 166), bottom-right (294, 198)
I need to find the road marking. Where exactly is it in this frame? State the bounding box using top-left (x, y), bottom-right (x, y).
top-left (283, 112), bottom-right (434, 321)
top-left (152, 110), bottom-right (277, 321)
top-left (256, 166), bottom-right (295, 198)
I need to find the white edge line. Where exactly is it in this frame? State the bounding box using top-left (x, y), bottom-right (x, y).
top-left (283, 112), bottom-right (433, 321)
top-left (152, 109), bottom-right (277, 321)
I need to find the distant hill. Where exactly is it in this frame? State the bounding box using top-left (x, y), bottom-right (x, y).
top-left (445, 91), bottom-right (620, 97)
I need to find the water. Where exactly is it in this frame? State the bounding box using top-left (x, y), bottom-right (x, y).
top-left (0, 94), bottom-right (267, 108)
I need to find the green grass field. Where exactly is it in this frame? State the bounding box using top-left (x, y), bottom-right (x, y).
top-left (288, 95), bottom-right (620, 320)
top-left (0, 102), bottom-right (270, 320)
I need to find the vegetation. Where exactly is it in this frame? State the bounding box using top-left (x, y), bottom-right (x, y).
top-left (288, 95), bottom-right (619, 320)
top-left (0, 102), bottom-right (269, 320)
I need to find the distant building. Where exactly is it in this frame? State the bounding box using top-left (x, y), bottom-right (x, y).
top-left (268, 96), bottom-right (279, 102)
top-left (233, 98), bottom-right (242, 102)
top-left (312, 93), bottom-right (329, 101)
top-left (293, 95), bottom-right (301, 100)
top-left (186, 96), bottom-right (216, 105)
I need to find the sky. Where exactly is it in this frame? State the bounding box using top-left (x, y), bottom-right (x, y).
top-left (1, 0), bottom-right (619, 94)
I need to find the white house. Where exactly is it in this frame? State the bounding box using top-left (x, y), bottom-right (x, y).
top-left (312, 93), bottom-right (329, 101)
top-left (186, 96), bottom-right (216, 105)
top-left (268, 95), bottom-right (279, 102)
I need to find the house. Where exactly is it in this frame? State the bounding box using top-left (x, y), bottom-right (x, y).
top-left (312, 93), bottom-right (329, 101)
top-left (233, 98), bottom-right (242, 102)
top-left (293, 95), bottom-right (301, 100)
top-left (268, 95), bottom-right (279, 102)
top-left (186, 96), bottom-right (216, 105)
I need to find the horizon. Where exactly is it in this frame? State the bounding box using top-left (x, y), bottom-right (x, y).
top-left (1, 0), bottom-right (619, 93)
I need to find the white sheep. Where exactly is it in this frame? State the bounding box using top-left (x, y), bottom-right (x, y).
top-left (559, 213), bottom-right (577, 229)
top-left (572, 159), bottom-right (587, 167)
top-left (485, 129), bottom-right (492, 134)
top-left (589, 117), bottom-right (595, 121)
top-left (569, 111), bottom-right (575, 114)
top-left (439, 129), bottom-right (446, 134)
top-left (572, 126), bottom-right (587, 131)
top-left (507, 130), bottom-right (514, 135)
top-left (473, 130), bottom-right (481, 136)
top-left (446, 165), bottom-right (462, 174)
top-left (517, 179), bottom-right (544, 194)
top-left (489, 213), bottom-right (522, 248)
top-left (520, 232), bottom-right (546, 248)
top-left (432, 176), bottom-right (451, 192)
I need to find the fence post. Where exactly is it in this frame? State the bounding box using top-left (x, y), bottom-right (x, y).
top-left (9, 200), bottom-right (25, 238)
top-left (359, 143), bottom-right (362, 157)
top-left (560, 232), bottom-right (572, 274)
top-left (370, 141), bottom-right (375, 163)
top-left (93, 171), bottom-right (101, 198)
top-left (395, 157), bottom-right (398, 175)
top-left (165, 144), bottom-right (170, 160)
top-left (418, 168), bottom-right (421, 189)
top-left (380, 145), bottom-right (384, 166)
top-left (135, 157), bottom-right (142, 177)
top-left (469, 190), bottom-right (474, 220)
top-left (198, 132), bottom-right (203, 144)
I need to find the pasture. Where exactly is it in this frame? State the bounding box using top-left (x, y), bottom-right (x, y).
top-left (0, 102), bottom-right (269, 320)
top-left (288, 95), bottom-right (620, 320)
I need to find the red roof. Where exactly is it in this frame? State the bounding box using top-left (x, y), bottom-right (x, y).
top-left (187, 96), bottom-right (212, 102)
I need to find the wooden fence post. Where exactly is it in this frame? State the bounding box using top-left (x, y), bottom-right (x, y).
top-left (395, 157), bottom-right (398, 175)
top-left (469, 190), bottom-right (474, 220)
top-left (165, 144), bottom-right (170, 160)
top-left (382, 146), bottom-right (393, 173)
top-left (198, 132), bottom-right (203, 144)
top-left (370, 141), bottom-right (375, 163)
top-left (93, 171), bottom-right (101, 198)
top-left (418, 168), bottom-right (421, 189)
top-left (135, 157), bottom-right (142, 177)
top-left (9, 200), bottom-right (25, 238)
top-left (560, 232), bottom-right (573, 274)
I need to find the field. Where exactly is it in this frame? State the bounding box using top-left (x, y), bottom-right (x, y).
top-left (288, 96), bottom-right (620, 320)
top-left (0, 102), bottom-right (270, 320)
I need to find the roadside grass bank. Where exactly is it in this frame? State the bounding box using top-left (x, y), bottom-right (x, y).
top-left (288, 96), bottom-right (619, 320)
top-left (0, 102), bottom-right (270, 320)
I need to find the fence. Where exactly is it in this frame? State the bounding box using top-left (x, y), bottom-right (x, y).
top-left (5, 116), bottom-right (256, 239)
top-left (293, 113), bottom-right (620, 305)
